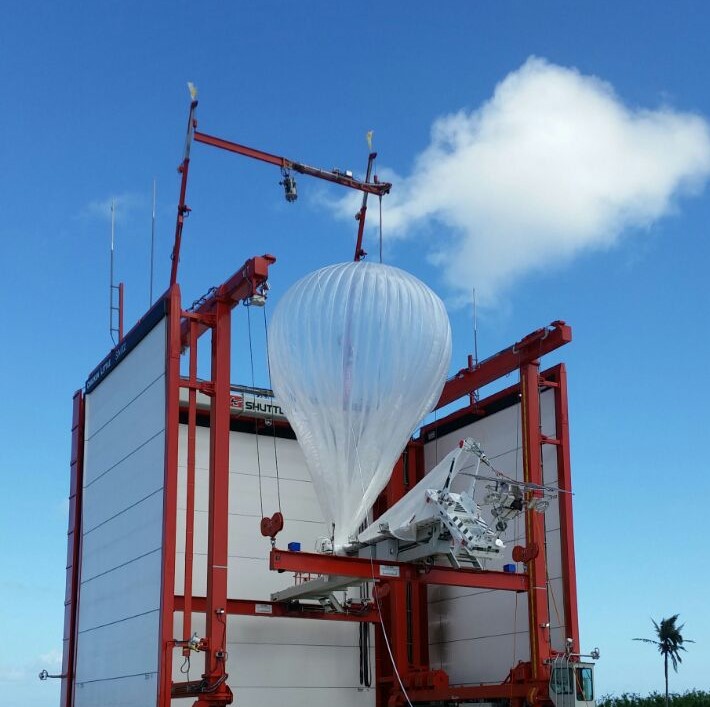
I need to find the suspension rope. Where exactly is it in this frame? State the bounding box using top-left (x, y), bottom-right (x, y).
top-left (548, 571), bottom-right (564, 637)
top-left (246, 304), bottom-right (264, 518)
top-left (378, 194), bottom-right (383, 264)
top-left (537, 376), bottom-right (556, 653)
top-left (262, 306), bottom-right (282, 513)
top-left (180, 654), bottom-right (191, 683)
top-left (433, 407), bottom-right (439, 463)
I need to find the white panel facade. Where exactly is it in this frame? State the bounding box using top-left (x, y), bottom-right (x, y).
top-left (172, 613), bottom-right (372, 705)
top-left (423, 389), bottom-right (569, 684)
top-left (75, 320), bottom-right (167, 707)
top-left (173, 426), bottom-right (374, 706)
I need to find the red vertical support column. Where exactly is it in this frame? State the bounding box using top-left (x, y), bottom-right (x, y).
top-left (553, 364), bottom-right (580, 653)
top-left (197, 297), bottom-right (233, 704)
top-left (182, 320), bottom-right (198, 652)
top-left (520, 362), bottom-right (551, 686)
top-left (375, 447), bottom-right (433, 707)
top-left (159, 285), bottom-right (182, 706)
top-left (60, 390), bottom-right (84, 707)
top-left (374, 457), bottom-right (408, 707)
top-left (407, 442), bottom-right (430, 671)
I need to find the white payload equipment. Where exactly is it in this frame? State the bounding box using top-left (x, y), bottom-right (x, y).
top-left (271, 435), bottom-right (555, 609)
top-left (357, 437), bottom-right (552, 569)
top-left (358, 439), bottom-right (501, 568)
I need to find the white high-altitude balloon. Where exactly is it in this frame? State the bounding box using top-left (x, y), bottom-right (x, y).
top-left (268, 262), bottom-right (452, 549)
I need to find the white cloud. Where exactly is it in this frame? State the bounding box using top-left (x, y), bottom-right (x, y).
top-left (0, 647), bottom-right (62, 684)
top-left (38, 649), bottom-right (63, 669)
top-left (0, 665), bottom-right (26, 683)
top-left (79, 192), bottom-right (145, 223)
top-left (338, 57), bottom-right (710, 303)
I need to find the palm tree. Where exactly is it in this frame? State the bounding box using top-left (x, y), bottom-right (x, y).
top-left (634, 615), bottom-right (694, 707)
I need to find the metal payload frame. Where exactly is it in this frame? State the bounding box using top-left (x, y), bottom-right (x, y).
top-left (270, 436), bottom-right (556, 607)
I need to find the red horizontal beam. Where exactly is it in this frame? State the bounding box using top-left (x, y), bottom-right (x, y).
top-left (174, 594), bottom-right (377, 623)
top-left (179, 254), bottom-right (275, 345)
top-left (437, 320), bottom-right (572, 409)
top-left (270, 549), bottom-right (527, 592)
top-left (194, 131), bottom-right (391, 196)
top-left (195, 131), bottom-right (287, 168)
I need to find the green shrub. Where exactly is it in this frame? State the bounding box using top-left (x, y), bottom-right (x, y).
top-left (598, 691), bottom-right (710, 707)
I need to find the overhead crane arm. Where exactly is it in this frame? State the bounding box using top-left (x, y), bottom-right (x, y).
top-left (170, 89), bottom-right (391, 286)
top-left (179, 254), bottom-right (275, 345)
top-left (193, 131), bottom-right (391, 197)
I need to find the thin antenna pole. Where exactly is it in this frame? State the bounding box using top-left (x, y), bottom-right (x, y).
top-left (473, 287), bottom-right (479, 366)
top-left (110, 198), bottom-right (116, 345)
top-left (150, 179), bottom-right (156, 305)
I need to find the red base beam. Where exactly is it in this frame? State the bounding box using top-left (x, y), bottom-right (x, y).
top-left (270, 549), bottom-right (527, 591)
top-left (174, 595), bottom-right (378, 623)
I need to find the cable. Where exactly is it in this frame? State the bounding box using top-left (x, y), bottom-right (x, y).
top-left (219, 610), bottom-right (228, 663)
top-left (510, 591), bottom-right (519, 703)
top-left (262, 305), bottom-right (282, 513)
top-left (246, 304), bottom-right (265, 518)
top-left (369, 558), bottom-right (415, 707)
top-left (433, 407), bottom-right (439, 464)
top-left (359, 620), bottom-right (371, 687)
top-left (357, 516), bottom-right (373, 688)
top-left (547, 571), bottom-right (564, 638)
top-left (352, 432), bottom-right (414, 707)
top-left (514, 382), bottom-right (523, 558)
top-left (378, 194), bottom-right (383, 264)
top-left (188, 285), bottom-right (218, 312)
top-left (180, 654), bottom-right (191, 682)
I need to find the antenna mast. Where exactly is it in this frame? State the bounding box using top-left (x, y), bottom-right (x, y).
top-left (150, 179), bottom-right (156, 305)
top-left (469, 287), bottom-right (480, 407)
top-left (473, 287), bottom-right (479, 366)
top-left (109, 198), bottom-right (124, 344)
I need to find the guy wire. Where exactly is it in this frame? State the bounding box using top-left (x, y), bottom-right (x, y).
top-left (246, 304), bottom-right (264, 518)
top-left (379, 194), bottom-right (383, 264)
top-left (262, 305), bottom-right (282, 513)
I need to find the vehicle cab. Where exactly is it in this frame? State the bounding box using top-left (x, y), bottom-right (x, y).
top-left (549, 656), bottom-right (596, 707)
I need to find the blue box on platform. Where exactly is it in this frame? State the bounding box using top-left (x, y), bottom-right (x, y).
top-left (503, 563), bottom-right (516, 573)
top-left (287, 541), bottom-right (301, 552)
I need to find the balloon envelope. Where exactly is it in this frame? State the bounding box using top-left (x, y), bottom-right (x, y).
top-left (268, 262), bottom-right (452, 548)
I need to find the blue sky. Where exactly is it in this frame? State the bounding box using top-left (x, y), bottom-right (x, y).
top-left (2, 2), bottom-right (710, 704)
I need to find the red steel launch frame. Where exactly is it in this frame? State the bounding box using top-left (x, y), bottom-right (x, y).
top-left (62, 307), bottom-right (577, 707)
top-left (60, 97), bottom-right (580, 707)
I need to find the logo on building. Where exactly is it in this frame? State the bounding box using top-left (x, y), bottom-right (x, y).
top-left (230, 393), bottom-right (286, 420)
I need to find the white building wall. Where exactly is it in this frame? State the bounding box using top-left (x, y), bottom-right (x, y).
top-left (73, 320), bottom-right (568, 703)
top-left (75, 320), bottom-right (167, 707)
top-left (173, 425), bottom-right (375, 707)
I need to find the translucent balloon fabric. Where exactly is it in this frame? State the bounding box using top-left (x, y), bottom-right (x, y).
top-left (268, 261), bottom-right (452, 549)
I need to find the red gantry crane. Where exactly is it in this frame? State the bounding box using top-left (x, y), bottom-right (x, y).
top-left (56, 85), bottom-right (597, 707)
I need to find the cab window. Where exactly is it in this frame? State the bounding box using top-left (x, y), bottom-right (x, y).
top-left (575, 667), bottom-right (594, 702)
top-left (550, 667), bottom-right (572, 695)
